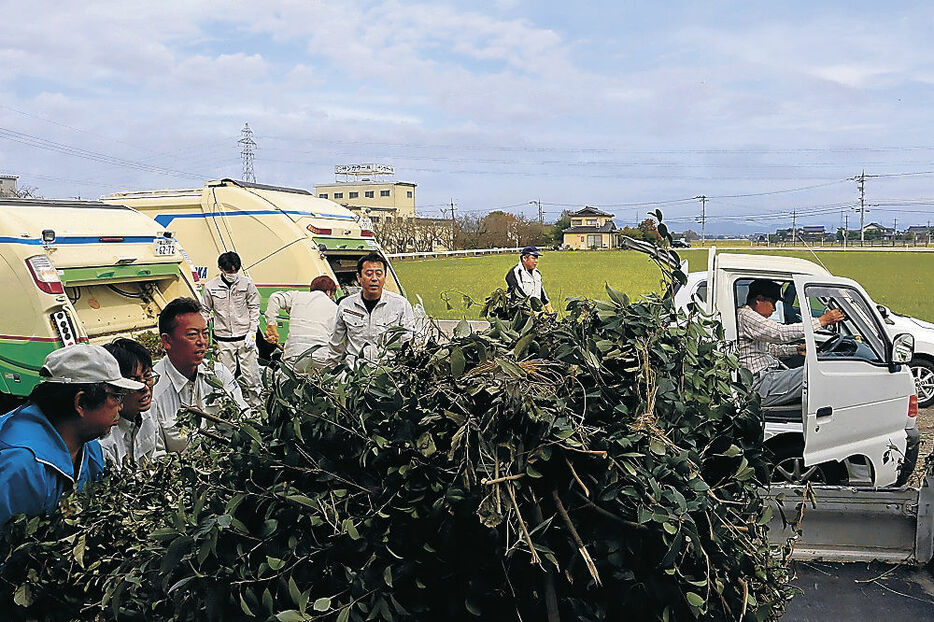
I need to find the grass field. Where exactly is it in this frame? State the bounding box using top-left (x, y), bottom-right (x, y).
top-left (394, 249), bottom-right (934, 321)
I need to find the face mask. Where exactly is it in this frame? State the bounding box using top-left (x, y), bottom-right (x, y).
top-left (221, 273), bottom-right (238, 284)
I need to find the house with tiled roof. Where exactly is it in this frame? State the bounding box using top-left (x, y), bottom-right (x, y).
top-left (562, 206), bottom-right (618, 250)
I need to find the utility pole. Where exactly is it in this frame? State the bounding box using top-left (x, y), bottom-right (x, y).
top-left (791, 210), bottom-right (797, 247)
top-left (843, 212), bottom-right (849, 250)
top-left (694, 195), bottom-right (707, 245)
top-left (893, 217), bottom-right (898, 247)
top-left (851, 170), bottom-right (874, 246)
top-left (529, 199), bottom-right (543, 225)
top-left (238, 123), bottom-right (256, 183)
top-left (448, 198), bottom-right (457, 250)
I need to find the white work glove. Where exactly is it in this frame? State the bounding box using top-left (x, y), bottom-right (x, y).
top-left (245, 332), bottom-right (257, 350)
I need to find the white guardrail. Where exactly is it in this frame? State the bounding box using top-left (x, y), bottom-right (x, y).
top-left (386, 247), bottom-right (522, 259)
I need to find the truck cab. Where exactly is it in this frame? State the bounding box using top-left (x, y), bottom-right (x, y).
top-left (671, 248), bottom-right (918, 486)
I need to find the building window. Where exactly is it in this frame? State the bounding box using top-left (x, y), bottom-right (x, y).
top-left (349, 191), bottom-right (359, 198)
top-left (406, 191), bottom-right (413, 198)
top-left (364, 191), bottom-right (374, 198)
top-left (318, 193), bottom-right (328, 199)
top-left (334, 192), bottom-right (343, 199)
top-left (380, 189), bottom-right (390, 197)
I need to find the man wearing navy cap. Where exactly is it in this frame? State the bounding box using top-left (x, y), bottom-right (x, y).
top-left (505, 246), bottom-right (554, 313)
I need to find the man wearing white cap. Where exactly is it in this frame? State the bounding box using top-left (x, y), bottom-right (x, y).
top-left (0, 344), bottom-right (144, 526)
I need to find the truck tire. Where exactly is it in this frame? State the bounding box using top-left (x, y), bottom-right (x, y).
top-left (769, 441), bottom-right (845, 485)
top-left (909, 358), bottom-right (934, 409)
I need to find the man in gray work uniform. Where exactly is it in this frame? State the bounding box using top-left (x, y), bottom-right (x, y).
top-left (200, 251), bottom-right (262, 406)
top-left (327, 252), bottom-right (415, 367)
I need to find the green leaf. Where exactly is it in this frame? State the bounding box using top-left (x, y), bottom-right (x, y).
top-left (240, 594), bottom-right (254, 616)
top-left (686, 591), bottom-right (706, 607)
top-left (342, 518), bottom-right (360, 540)
top-left (267, 556), bottom-right (285, 571)
top-left (465, 597), bottom-right (482, 616)
top-left (286, 494), bottom-right (317, 508)
top-left (313, 597), bottom-right (332, 612)
top-left (288, 576), bottom-right (302, 608)
top-left (13, 583), bottom-right (33, 607)
top-left (73, 533), bottom-right (87, 568)
top-left (454, 319), bottom-right (471, 338)
top-left (336, 607), bottom-right (351, 622)
top-left (276, 610), bottom-right (310, 622)
top-left (384, 565), bottom-right (393, 587)
top-left (450, 347), bottom-right (466, 377)
top-left (514, 333), bottom-right (534, 358)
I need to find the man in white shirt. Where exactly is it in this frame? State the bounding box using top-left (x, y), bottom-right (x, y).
top-left (99, 338), bottom-right (160, 468)
top-left (737, 279), bottom-right (844, 406)
top-left (150, 297), bottom-right (248, 456)
top-left (505, 246), bottom-right (555, 313)
top-left (200, 251), bottom-right (262, 407)
top-left (264, 275), bottom-right (338, 373)
top-left (327, 253), bottom-right (415, 367)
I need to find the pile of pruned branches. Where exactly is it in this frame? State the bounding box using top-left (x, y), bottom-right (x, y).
top-left (1, 233), bottom-right (791, 622)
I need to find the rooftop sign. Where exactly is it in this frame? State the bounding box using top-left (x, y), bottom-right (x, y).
top-left (335, 164), bottom-right (394, 176)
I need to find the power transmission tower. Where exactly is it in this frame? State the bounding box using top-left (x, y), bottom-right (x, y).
top-left (694, 195), bottom-right (707, 245)
top-left (238, 123), bottom-right (256, 183)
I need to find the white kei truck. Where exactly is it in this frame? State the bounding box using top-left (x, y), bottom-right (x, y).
top-left (626, 241), bottom-right (933, 565)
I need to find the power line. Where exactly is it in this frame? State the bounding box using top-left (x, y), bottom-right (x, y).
top-left (0, 126), bottom-right (207, 180)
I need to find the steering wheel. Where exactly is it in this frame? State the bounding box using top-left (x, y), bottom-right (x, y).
top-left (817, 334), bottom-right (847, 354)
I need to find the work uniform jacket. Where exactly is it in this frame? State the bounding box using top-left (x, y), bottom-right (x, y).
top-left (0, 404), bottom-right (105, 526)
top-left (149, 357), bottom-right (247, 456)
top-left (505, 262), bottom-right (549, 304)
top-left (327, 291), bottom-right (415, 366)
top-left (201, 274), bottom-right (260, 340)
top-left (99, 412), bottom-right (158, 469)
top-left (265, 290), bottom-right (337, 366)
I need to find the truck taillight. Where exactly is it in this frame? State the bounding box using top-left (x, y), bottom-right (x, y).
top-left (26, 255), bottom-right (64, 294)
top-left (908, 394), bottom-right (918, 418)
top-left (307, 224), bottom-right (332, 235)
top-left (361, 229), bottom-right (375, 237)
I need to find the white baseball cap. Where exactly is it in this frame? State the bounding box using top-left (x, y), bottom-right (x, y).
top-left (40, 345), bottom-right (146, 391)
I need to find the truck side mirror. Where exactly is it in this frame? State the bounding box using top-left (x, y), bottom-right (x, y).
top-left (891, 332), bottom-right (914, 365)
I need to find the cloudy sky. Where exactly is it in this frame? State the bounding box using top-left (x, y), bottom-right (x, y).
top-left (3, 1), bottom-right (934, 233)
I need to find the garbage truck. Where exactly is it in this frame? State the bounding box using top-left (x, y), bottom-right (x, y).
top-left (0, 197), bottom-right (199, 408)
top-left (101, 178), bottom-right (404, 342)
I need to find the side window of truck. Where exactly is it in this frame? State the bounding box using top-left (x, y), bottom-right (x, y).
top-left (734, 279), bottom-right (787, 324)
top-left (803, 285), bottom-right (886, 364)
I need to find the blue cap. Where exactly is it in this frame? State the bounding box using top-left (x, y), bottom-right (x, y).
top-left (520, 246), bottom-right (541, 257)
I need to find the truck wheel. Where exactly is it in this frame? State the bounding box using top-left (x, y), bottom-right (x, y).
top-left (909, 358), bottom-right (934, 409)
top-left (770, 442), bottom-right (845, 485)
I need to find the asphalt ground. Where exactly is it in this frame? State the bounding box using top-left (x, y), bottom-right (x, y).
top-left (781, 406), bottom-right (934, 620)
top-left (783, 561), bottom-right (934, 620)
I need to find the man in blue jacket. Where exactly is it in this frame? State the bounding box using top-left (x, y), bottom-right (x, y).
top-left (0, 345), bottom-right (144, 527)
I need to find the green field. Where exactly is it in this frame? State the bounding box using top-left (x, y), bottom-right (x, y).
top-left (394, 249), bottom-right (934, 322)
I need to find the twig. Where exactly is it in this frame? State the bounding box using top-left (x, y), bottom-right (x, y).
top-left (738, 577), bottom-right (748, 620)
top-left (564, 457), bottom-right (590, 498)
top-left (506, 482), bottom-right (541, 565)
top-left (561, 446), bottom-right (608, 459)
top-left (552, 490), bottom-right (601, 586)
top-left (483, 473), bottom-right (526, 485)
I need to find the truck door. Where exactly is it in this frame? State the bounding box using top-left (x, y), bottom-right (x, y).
top-left (794, 275), bottom-right (912, 484)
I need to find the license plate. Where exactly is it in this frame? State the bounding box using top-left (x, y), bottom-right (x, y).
top-left (154, 239), bottom-right (176, 256)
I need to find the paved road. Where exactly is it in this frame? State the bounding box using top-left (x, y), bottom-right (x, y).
top-left (783, 561), bottom-right (934, 620)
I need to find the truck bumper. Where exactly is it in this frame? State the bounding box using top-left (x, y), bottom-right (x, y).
top-left (895, 427), bottom-right (921, 487)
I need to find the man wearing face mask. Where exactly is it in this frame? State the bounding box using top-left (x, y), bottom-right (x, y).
top-left (201, 252), bottom-right (262, 407)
